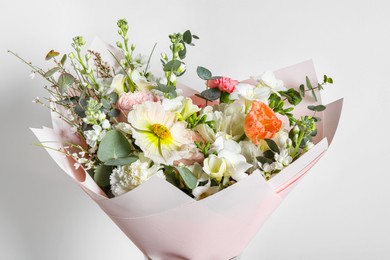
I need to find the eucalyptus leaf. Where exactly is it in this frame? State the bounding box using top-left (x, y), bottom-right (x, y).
top-left (299, 84), bottom-right (305, 97)
top-left (307, 105), bottom-right (326, 112)
top-left (104, 155), bottom-right (138, 166)
top-left (192, 35), bottom-right (200, 39)
top-left (183, 30), bottom-right (192, 44)
top-left (97, 130), bottom-right (132, 162)
top-left (178, 44), bottom-right (187, 59)
top-left (311, 89), bottom-right (318, 101)
top-left (176, 166), bottom-right (197, 189)
top-left (306, 76), bottom-right (313, 90)
top-left (200, 88), bottom-right (221, 101)
top-left (108, 109), bottom-right (120, 118)
top-left (44, 67), bottom-right (60, 78)
top-left (107, 92), bottom-right (119, 104)
top-left (58, 73), bottom-right (75, 94)
top-left (280, 89), bottom-right (302, 106)
top-left (101, 99), bottom-right (111, 109)
top-left (163, 60), bottom-right (182, 71)
top-left (265, 139), bottom-right (280, 154)
top-left (94, 165), bottom-right (112, 187)
top-left (196, 66), bottom-right (212, 80)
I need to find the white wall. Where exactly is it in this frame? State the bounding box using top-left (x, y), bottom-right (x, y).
top-left (1, 0), bottom-right (389, 259)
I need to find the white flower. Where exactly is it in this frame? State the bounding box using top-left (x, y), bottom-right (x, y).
top-left (131, 68), bottom-right (155, 91)
top-left (230, 83), bottom-right (270, 103)
top-left (203, 154), bottom-right (228, 182)
top-left (192, 180), bottom-right (219, 200)
top-left (194, 101), bottom-right (245, 143)
top-left (29, 72), bottom-right (36, 79)
top-left (217, 139), bottom-right (251, 181)
top-left (162, 96), bottom-right (184, 112)
top-left (113, 122), bottom-right (133, 135)
top-left (101, 119), bottom-right (111, 130)
top-left (84, 125), bottom-right (106, 149)
top-left (252, 70), bottom-right (286, 92)
top-left (239, 141), bottom-right (262, 172)
top-left (274, 148), bottom-right (293, 170)
top-left (110, 155), bottom-right (162, 196)
top-left (208, 138), bottom-right (251, 182)
top-left (187, 162), bottom-right (209, 183)
top-left (128, 101), bottom-right (193, 165)
top-left (107, 74), bottom-right (126, 94)
top-left (180, 97), bottom-right (200, 120)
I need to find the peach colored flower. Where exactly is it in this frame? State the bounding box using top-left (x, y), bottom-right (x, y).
top-left (244, 101), bottom-right (282, 144)
top-left (207, 77), bottom-right (238, 93)
top-left (118, 91), bottom-right (159, 117)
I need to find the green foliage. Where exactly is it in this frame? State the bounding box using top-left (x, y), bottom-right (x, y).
top-left (268, 93), bottom-right (296, 125)
top-left (175, 166), bottom-right (197, 190)
top-left (163, 60), bottom-right (182, 71)
top-left (306, 76), bottom-right (317, 101)
top-left (44, 67), bottom-right (60, 78)
top-left (58, 73), bottom-right (75, 94)
top-left (157, 82), bottom-right (177, 98)
top-left (108, 109), bottom-right (120, 118)
top-left (196, 66), bottom-right (212, 80)
top-left (308, 105), bottom-right (326, 112)
top-left (264, 139), bottom-right (280, 154)
top-left (256, 156), bottom-right (274, 165)
top-left (94, 165), bottom-right (113, 187)
top-left (104, 156), bottom-right (138, 166)
top-left (182, 30), bottom-right (192, 44)
top-left (279, 88), bottom-right (302, 106)
top-left (45, 50), bottom-right (60, 61)
top-left (60, 54), bottom-right (67, 66)
top-left (97, 130), bottom-right (132, 164)
top-left (201, 88), bottom-right (221, 101)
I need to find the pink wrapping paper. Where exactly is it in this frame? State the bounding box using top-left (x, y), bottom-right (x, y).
top-left (31, 48), bottom-right (343, 259)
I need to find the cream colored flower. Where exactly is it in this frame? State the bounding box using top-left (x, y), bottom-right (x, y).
top-left (110, 155), bottom-right (162, 196)
top-left (128, 101), bottom-right (193, 165)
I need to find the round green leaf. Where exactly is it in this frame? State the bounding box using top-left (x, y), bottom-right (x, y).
top-left (94, 165), bottom-right (112, 187)
top-left (97, 130), bottom-right (132, 162)
top-left (176, 166), bottom-right (197, 190)
top-left (197, 66), bottom-right (212, 80)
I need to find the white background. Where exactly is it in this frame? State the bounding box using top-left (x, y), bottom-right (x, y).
top-left (1, 0), bottom-right (389, 259)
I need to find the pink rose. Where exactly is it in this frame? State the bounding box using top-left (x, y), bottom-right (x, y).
top-left (118, 91), bottom-right (159, 117)
top-left (206, 77), bottom-right (239, 93)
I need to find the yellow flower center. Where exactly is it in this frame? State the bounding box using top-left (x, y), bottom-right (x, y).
top-left (151, 124), bottom-right (171, 139)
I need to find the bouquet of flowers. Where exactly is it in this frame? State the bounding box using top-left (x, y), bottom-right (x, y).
top-left (11, 19), bottom-right (342, 259)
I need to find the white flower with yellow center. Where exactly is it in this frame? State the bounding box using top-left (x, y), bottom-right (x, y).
top-left (128, 101), bottom-right (192, 165)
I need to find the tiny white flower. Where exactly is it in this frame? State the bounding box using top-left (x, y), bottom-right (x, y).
top-left (101, 119), bottom-right (111, 130)
top-left (29, 72), bottom-right (36, 79)
top-left (274, 148), bottom-right (293, 168)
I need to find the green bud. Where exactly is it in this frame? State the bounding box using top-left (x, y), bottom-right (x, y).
top-left (72, 36), bottom-right (86, 47)
top-left (117, 19), bottom-right (128, 31)
top-left (68, 52), bottom-right (75, 59)
top-left (131, 43), bottom-right (136, 51)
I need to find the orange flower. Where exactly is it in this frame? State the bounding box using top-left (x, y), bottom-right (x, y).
top-left (244, 101), bottom-right (282, 144)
